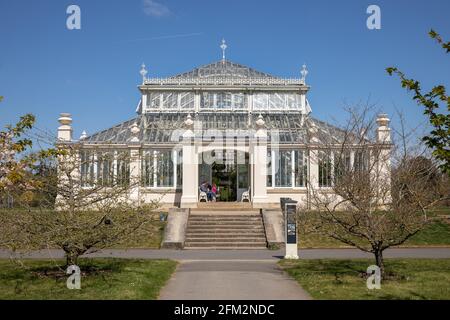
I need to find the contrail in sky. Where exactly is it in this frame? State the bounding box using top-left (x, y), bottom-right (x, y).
top-left (124, 32), bottom-right (204, 42)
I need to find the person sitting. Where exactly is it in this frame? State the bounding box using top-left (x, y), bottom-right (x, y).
top-left (206, 182), bottom-right (213, 201)
top-left (211, 183), bottom-right (217, 202)
top-left (200, 181), bottom-right (208, 193)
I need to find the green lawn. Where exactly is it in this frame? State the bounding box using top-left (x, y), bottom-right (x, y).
top-left (0, 258), bottom-right (177, 300)
top-left (279, 258), bottom-right (450, 300)
top-left (112, 220), bottom-right (166, 248)
top-left (299, 219), bottom-right (450, 248)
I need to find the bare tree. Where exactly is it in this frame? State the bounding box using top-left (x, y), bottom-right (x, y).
top-left (1, 140), bottom-right (160, 267)
top-left (300, 105), bottom-right (450, 277)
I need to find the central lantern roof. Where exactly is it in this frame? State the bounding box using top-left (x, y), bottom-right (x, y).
top-left (170, 60), bottom-right (279, 79)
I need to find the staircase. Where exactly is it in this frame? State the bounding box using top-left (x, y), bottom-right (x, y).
top-left (184, 208), bottom-right (268, 249)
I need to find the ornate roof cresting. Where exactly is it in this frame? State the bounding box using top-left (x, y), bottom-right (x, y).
top-left (140, 63), bottom-right (148, 84)
top-left (220, 39), bottom-right (227, 63)
top-left (300, 64), bottom-right (308, 84)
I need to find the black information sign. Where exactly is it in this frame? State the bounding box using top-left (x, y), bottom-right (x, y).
top-left (285, 203), bottom-right (297, 244)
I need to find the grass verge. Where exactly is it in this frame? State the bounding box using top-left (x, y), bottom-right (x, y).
top-left (299, 220), bottom-right (450, 248)
top-left (279, 258), bottom-right (450, 300)
top-left (0, 258), bottom-right (177, 300)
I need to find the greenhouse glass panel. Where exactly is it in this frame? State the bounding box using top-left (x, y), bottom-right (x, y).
top-left (275, 150), bottom-right (292, 187)
top-left (286, 94), bottom-right (301, 110)
top-left (141, 150), bottom-right (154, 187)
top-left (148, 93), bottom-right (161, 108)
top-left (162, 92), bottom-right (178, 109)
top-left (116, 151), bottom-right (130, 186)
top-left (269, 93), bottom-right (285, 110)
top-left (156, 150), bottom-right (174, 187)
top-left (96, 151), bottom-right (113, 187)
top-left (180, 92), bottom-right (195, 109)
top-left (80, 150), bottom-right (95, 187)
top-left (294, 150), bottom-right (307, 187)
top-left (233, 93), bottom-right (246, 109)
top-left (254, 93), bottom-right (268, 110)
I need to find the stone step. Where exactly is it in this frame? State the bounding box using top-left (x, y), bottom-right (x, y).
top-left (189, 214), bottom-right (261, 217)
top-left (195, 205), bottom-right (254, 211)
top-left (185, 232), bottom-right (265, 237)
top-left (188, 219), bottom-right (262, 223)
top-left (189, 215), bottom-right (262, 219)
top-left (184, 247), bottom-right (268, 250)
top-left (184, 241), bottom-right (268, 248)
top-left (184, 210), bottom-right (268, 250)
top-left (188, 221), bottom-right (263, 226)
top-left (188, 219), bottom-right (262, 225)
top-left (185, 229), bottom-right (265, 234)
top-left (187, 225), bottom-right (265, 230)
top-left (185, 237), bottom-right (266, 242)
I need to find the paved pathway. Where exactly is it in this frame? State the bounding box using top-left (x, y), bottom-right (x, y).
top-left (159, 260), bottom-right (311, 300)
top-left (1, 248), bottom-right (450, 260)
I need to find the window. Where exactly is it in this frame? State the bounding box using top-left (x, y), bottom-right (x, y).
top-left (354, 150), bottom-right (369, 172)
top-left (116, 151), bottom-right (130, 186)
top-left (334, 150), bottom-right (351, 184)
top-left (146, 92), bottom-right (195, 110)
top-left (275, 150), bottom-right (292, 187)
top-left (253, 93), bottom-right (302, 110)
top-left (156, 150), bottom-right (174, 187)
top-left (201, 92), bottom-right (214, 109)
top-left (268, 150), bottom-right (307, 188)
top-left (267, 150), bottom-right (273, 187)
top-left (216, 92), bottom-right (232, 109)
top-left (142, 149), bottom-right (175, 188)
top-left (96, 152), bottom-right (113, 186)
top-left (354, 149), bottom-right (370, 184)
top-left (318, 151), bottom-right (332, 187)
top-left (294, 150), bottom-right (308, 187)
top-left (80, 150), bottom-right (95, 187)
top-left (81, 150), bottom-right (129, 187)
top-left (176, 149), bottom-right (182, 188)
top-left (147, 93), bottom-right (161, 108)
top-left (286, 94), bottom-right (301, 110)
top-left (253, 93), bottom-right (269, 110)
top-left (162, 92), bottom-right (178, 109)
top-left (201, 92), bottom-right (246, 110)
top-left (179, 92), bottom-right (195, 109)
top-left (233, 93), bottom-right (246, 109)
top-left (141, 151), bottom-right (154, 187)
top-left (269, 93), bottom-right (285, 110)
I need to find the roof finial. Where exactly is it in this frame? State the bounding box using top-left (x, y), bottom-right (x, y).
top-left (140, 63), bottom-right (148, 84)
top-left (220, 39), bottom-right (227, 63)
top-left (300, 64), bottom-right (308, 84)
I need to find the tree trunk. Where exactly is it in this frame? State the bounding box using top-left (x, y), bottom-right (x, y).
top-left (65, 250), bottom-right (79, 267)
top-left (374, 249), bottom-right (385, 278)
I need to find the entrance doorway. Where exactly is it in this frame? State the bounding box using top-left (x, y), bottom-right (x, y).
top-left (198, 150), bottom-right (249, 202)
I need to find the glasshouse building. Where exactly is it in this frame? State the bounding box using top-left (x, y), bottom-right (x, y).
top-left (56, 47), bottom-right (392, 209)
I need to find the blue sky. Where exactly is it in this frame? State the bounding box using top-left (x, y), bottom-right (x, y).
top-left (0, 0), bottom-right (449, 140)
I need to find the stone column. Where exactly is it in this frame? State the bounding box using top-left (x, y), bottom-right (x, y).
top-left (129, 146), bottom-right (141, 205)
top-left (55, 113), bottom-right (73, 210)
top-left (180, 114), bottom-right (198, 208)
top-left (58, 113), bottom-right (73, 142)
top-left (375, 113), bottom-right (392, 204)
top-left (252, 115), bottom-right (268, 207)
top-left (128, 122), bottom-right (141, 206)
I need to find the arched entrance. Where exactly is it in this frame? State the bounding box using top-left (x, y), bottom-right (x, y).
top-left (198, 150), bottom-right (250, 202)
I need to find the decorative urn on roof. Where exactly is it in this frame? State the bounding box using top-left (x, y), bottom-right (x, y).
top-left (130, 122), bottom-right (140, 143)
top-left (184, 113), bottom-right (194, 129)
top-left (256, 114), bottom-right (266, 129)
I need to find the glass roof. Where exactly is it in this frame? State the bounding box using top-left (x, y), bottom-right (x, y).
top-left (81, 113), bottom-right (344, 145)
top-left (170, 60), bottom-right (278, 79)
